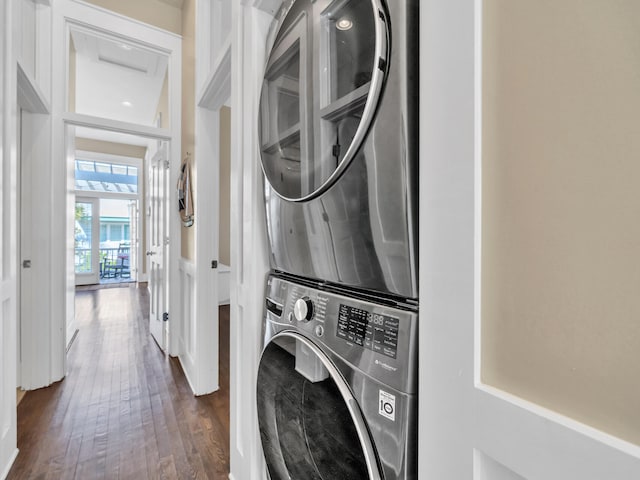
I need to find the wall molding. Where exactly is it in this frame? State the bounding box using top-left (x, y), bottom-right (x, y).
top-left (17, 61), bottom-right (50, 114)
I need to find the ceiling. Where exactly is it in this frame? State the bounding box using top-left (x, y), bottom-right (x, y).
top-left (71, 28), bottom-right (168, 148)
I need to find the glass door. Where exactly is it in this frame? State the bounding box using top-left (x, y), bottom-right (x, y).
top-left (259, 0), bottom-right (388, 201)
top-left (257, 332), bottom-right (382, 480)
top-left (75, 197), bottom-right (100, 285)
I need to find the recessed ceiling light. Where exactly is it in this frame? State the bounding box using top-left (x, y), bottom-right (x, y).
top-left (122, 101), bottom-right (133, 107)
top-left (336, 17), bottom-right (353, 31)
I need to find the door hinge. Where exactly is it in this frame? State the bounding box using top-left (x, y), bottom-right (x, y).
top-left (164, 236), bottom-right (170, 246)
top-left (164, 160), bottom-right (170, 170)
top-left (22, 260), bottom-right (31, 268)
top-left (211, 260), bottom-right (218, 269)
top-left (162, 312), bottom-right (169, 322)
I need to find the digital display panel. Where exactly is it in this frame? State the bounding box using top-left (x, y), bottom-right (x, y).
top-left (336, 304), bottom-right (398, 359)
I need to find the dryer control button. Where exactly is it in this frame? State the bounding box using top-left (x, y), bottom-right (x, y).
top-left (294, 297), bottom-right (314, 322)
top-left (315, 325), bottom-right (324, 337)
top-left (287, 312), bottom-right (294, 323)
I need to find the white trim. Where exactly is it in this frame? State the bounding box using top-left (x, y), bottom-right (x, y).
top-left (72, 190), bottom-right (138, 201)
top-left (0, 281), bottom-right (11, 302)
top-left (179, 256), bottom-right (196, 276)
top-left (0, 449), bottom-right (19, 480)
top-left (69, 0), bottom-right (182, 39)
top-left (197, 41), bottom-right (231, 110)
top-left (1, 0), bottom-right (19, 471)
top-left (472, 0), bottom-right (484, 392)
top-left (476, 386), bottom-right (640, 479)
top-left (75, 150), bottom-right (143, 166)
top-left (63, 112), bottom-right (172, 141)
top-left (177, 257), bottom-right (210, 395)
top-left (229, 3), bottom-right (272, 480)
top-left (17, 61), bottom-right (50, 114)
top-left (244, 0), bottom-right (282, 15)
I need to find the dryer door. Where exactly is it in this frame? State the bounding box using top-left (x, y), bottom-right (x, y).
top-left (259, 0), bottom-right (389, 201)
top-left (257, 332), bottom-right (382, 480)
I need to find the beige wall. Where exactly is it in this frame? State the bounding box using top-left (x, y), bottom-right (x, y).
top-left (180, 0), bottom-right (195, 260)
top-left (482, 0), bottom-right (640, 445)
top-left (219, 106), bottom-right (231, 266)
top-left (83, 0), bottom-right (182, 35)
top-left (75, 138), bottom-right (147, 159)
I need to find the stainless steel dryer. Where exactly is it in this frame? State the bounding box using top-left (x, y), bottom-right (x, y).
top-left (257, 274), bottom-right (418, 480)
top-left (259, 0), bottom-right (419, 300)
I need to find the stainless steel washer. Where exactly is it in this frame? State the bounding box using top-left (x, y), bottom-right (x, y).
top-left (257, 274), bottom-right (418, 480)
top-left (259, 0), bottom-right (419, 300)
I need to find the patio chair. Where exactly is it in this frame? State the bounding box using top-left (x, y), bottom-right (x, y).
top-left (102, 248), bottom-right (119, 278)
top-left (102, 244), bottom-right (130, 279)
top-left (113, 243), bottom-right (131, 278)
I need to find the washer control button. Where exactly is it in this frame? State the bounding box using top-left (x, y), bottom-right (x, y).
top-left (294, 297), bottom-right (314, 322)
top-left (315, 325), bottom-right (324, 337)
top-left (287, 312), bottom-right (294, 323)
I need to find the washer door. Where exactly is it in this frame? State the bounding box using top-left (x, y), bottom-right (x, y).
top-left (258, 0), bottom-right (389, 201)
top-left (257, 332), bottom-right (382, 480)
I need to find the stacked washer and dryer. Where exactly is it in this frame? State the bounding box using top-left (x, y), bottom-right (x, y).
top-left (256, 0), bottom-right (418, 479)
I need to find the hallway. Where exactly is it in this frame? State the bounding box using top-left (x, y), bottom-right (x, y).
top-left (7, 285), bottom-right (230, 479)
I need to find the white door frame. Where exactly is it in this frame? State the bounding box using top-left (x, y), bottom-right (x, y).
top-left (172, 0), bottom-right (233, 397)
top-left (0, 0), bottom-right (19, 475)
top-left (229, 2), bottom-right (275, 479)
top-left (418, 1), bottom-right (640, 478)
top-left (49, 1), bottom-right (183, 386)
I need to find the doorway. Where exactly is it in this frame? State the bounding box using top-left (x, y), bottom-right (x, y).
top-left (73, 149), bottom-right (143, 287)
top-left (62, 7), bottom-right (180, 360)
top-left (75, 197), bottom-right (138, 286)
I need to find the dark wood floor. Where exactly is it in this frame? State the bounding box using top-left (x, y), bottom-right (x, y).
top-left (7, 284), bottom-right (230, 480)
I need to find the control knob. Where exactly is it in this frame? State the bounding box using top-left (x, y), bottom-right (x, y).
top-left (294, 297), bottom-right (314, 322)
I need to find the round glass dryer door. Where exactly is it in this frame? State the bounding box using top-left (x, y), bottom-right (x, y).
top-left (259, 0), bottom-right (389, 201)
top-left (257, 333), bottom-right (382, 480)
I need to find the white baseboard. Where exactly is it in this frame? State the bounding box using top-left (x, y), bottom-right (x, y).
top-left (137, 273), bottom-right (149, 283)
top-left (0, 448), bottom-right (19, 480)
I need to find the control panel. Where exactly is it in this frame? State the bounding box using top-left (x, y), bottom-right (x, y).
top-left (337, 305), bottom-right (398, 359)
top-left (263, 274), bottom-right (417, 394)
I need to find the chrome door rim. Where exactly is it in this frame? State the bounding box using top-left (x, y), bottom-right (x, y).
top-left (259, 0), bottom-right (390, 203)
top-left (257, 330), bottom-right (383, 480)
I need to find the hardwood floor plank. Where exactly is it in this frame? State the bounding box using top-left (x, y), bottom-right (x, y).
top-left (7, 286), bottom-right (230, 480)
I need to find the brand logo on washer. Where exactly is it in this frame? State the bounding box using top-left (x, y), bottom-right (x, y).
top-left (374, 359), bottom-right (397, 372)
top-left (379, 390), bottom-right (396, 421)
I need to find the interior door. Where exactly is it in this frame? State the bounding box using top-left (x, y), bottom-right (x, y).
top-left (148, 145), bottom-right (168, 351)
top-left (74, 197), bottom-right (100, 285)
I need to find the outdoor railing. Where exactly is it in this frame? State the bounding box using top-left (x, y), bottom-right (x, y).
top-left (75, 247), bottom-right (128, 276)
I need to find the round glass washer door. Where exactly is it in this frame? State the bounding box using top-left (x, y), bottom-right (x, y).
top-left (258, 0), bottom-right (389, 201)
top-left (256, 332), bottom-right (382, 480)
